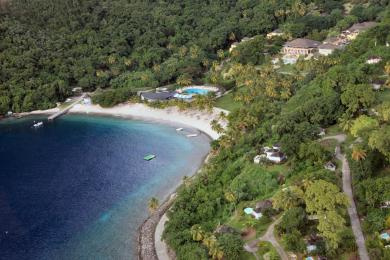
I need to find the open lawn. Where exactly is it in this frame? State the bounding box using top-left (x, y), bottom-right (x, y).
top-left (378, 88), bottom-right (390, 102)
top-left (215, 91), bottom-right (243, 111)
top-left (226, 204), bottom-right (273, 240)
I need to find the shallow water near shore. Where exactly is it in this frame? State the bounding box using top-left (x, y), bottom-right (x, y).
top-left (0, 115), bottom-right (210, 259)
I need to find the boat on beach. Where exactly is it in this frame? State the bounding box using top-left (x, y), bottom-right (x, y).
top-left (186, 134), bottom-right (198, 137)
top-left (176, 127), bottom-right (184, 131)
top-left (144, 154), bottom-right (156, 161)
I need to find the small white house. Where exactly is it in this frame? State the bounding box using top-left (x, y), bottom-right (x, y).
top-left (324, 161), bottom-right (336, 171)
top-left (307, 245), bottom-right (317, 253)
top-left (254, 155), bottom-right (264, 164)
top-left (82, 97), bottom-right (92, 105)
top-left (366, 56), bottom-right (382, 64)
top-left (318, 128), bottom-right (326, 136)
top-left (266, 29), bottom-right (284, 39)
top-left (263, 146), bottom-right (286, 163)
top-left (267, 152), bottom-right (286, 163)
top-left (380, 201), bottom-right (390, 209)
top-left (371, 80), bottom-right (385, 90)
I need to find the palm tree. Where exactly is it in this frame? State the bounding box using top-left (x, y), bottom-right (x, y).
top-left (176, 74), bottom-right (192, 86)
top-left (351, 145), bottom-right (367, 176)
top-left (148, 197), bottom-right (159, 214)
top-left (339, 116), bottom-right (353, 131)
top-left (202, 233), bottom-right (217, 249)
top-left (219, 111), bottom-right (227, 120)
top-left (209, 243), bottom-right (224, 260)
top-left (244, 217), bottom-right (257, 230)
top-left (351, 146), bottom-right (367, 161)
top-left (190, 224), bottom-right (205, 241)
top-left (210, 119), bottom-right (224, 134)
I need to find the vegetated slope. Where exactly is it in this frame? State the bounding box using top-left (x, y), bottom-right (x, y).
top-left (163, 4), bottom-right (390, 260)
top-left (0, 0), bottom-right (330, 113)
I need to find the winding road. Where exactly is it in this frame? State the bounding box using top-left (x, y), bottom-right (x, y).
top-left (244, 217), bottom-right (288, 260)
top-left (322, 135), bottom-right (369, 260)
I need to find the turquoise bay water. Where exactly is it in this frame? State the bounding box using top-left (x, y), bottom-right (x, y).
top-left (0, 115), bottom-right (210, 259)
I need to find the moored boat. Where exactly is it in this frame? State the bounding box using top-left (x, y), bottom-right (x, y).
top-left (143, 154), bottom-right (156, 161)
top-left (33, 121), bottom-right (43, 128)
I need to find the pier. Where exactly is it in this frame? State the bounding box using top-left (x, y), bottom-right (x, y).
top-left (48, 94), bottom-right (86, 121)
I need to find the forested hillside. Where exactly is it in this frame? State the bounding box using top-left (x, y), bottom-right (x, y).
top-left (0, 0), bottom-right (345, 113)
top-left (162, 1), bottom-right (390, 259)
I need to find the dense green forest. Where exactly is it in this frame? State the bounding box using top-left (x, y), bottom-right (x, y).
top-left (2, 0), bottom-right (390, 259)
top-left (0, 0), bottom-right (345, 113)
top-left (161, 1), bottom-right (390, 260)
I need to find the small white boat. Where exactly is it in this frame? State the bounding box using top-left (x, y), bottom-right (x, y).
top-left (176, 127), bottom-right (184, 131)
top-left (33, 121), bottom-right (43, 128)
top-left (186, 134), bottom-right (198, 137)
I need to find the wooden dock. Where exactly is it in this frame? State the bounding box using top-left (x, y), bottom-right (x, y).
top-left (48, 94), bottom-right (86, 121)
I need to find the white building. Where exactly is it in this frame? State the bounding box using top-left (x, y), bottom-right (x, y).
top-left (366, 56), bottom-right (382, 64)
top-left (318, 43), bottom-right (343, 56)
top-left (324, 161), bottom-right (336, 171)
top-left (255, 145), bottom-right (286, 164)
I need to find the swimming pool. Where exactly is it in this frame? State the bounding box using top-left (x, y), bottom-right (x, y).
top-left (184, 88), bottom-right (210, 95)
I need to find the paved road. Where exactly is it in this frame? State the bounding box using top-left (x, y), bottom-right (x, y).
top-left (244, 217), bottom-right (288, 260)
top-left (324, 135), bottom-right (370, 260)
top-left (155, 214), bottom-right (170, 260)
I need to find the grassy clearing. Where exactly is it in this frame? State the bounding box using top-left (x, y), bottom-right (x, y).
top-left (378, 88), bottom-right (390, 102)
top-left (326, 124), bottom-right (343, 135)
top-left (215, 91), bottom-right (243, 111)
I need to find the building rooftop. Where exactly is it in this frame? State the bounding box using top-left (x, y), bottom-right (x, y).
top-left (141, 91), bottom-right (175, 101)
top-left (318, 43), bottom-right (343, 50)
top-left (284, 38), bottom-right (321, 48)
top-left (348, 21), bottom-right (377, 32)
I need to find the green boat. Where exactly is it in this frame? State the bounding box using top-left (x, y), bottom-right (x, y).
top-left (144, 154), bottom-right (156, 161)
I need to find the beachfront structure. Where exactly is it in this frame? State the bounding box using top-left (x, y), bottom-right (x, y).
top-left (342, 21), bottom-right (377, 41)
top-left (324, 161), bottom-right (336, 171)
top-left (266, 29), bottom-right (284, 39)
top-left (282, 39), bottom-right (321, 56)
top-left (140, 85), bottom-right (220, 102)
top-left (140, 91), bottom-right (175, 102)
top-left (82, 97), bottom-right (92, 105)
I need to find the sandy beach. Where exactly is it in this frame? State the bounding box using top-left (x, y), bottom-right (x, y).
top-left (68, 103), bottom-right (228, 140)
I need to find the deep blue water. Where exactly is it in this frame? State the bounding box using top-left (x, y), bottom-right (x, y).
top-left (0, 115), bottom-right (210, 260)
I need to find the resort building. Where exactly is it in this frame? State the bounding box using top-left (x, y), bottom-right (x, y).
top-left (266, 29), bottom-right (284, 39)
top-left (318, 43), bottom-right (343, 56)
top-left (342, 21), bottom-right (377, 41)
top-left (140, 91), bottom-right (175, 102)
top-left (282, 38), bottom-right (321, 56)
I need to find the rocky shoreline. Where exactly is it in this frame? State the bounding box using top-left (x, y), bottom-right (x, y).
top-left (137, 194), bottom-right (176, 260)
